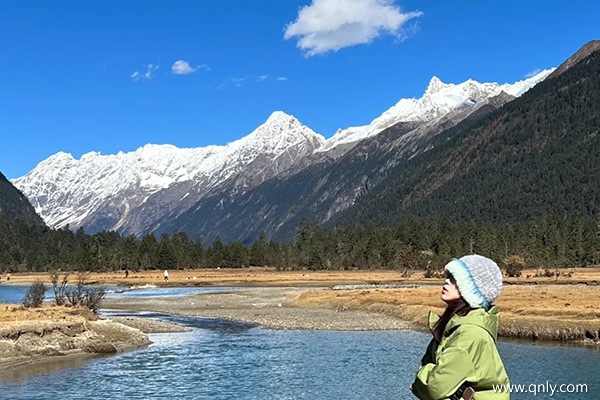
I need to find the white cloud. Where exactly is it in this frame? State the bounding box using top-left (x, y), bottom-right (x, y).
top-left (131, 64), bottom-right (159, 81)
top-left (284, 0), bottom-right (423, 56)
top-left (525, 68), bottom-right (542, 78)
top-left (276, 76), bottom-right (288, 81)
top-left (172, 60), bottom-right (197, 75)
top-left (257, 74), bottom-right (268, 82)
top-left (171, 61), bottom-right (211, 75)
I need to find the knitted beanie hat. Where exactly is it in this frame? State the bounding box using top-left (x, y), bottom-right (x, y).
top-left (444, 254), bottom-right (503, 310)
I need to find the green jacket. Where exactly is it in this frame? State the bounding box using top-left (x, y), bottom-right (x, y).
top-left (411, 306), bottom-right (510, 400)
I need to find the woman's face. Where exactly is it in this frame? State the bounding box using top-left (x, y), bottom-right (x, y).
top-left (441, 271), bottom-right (461, 304)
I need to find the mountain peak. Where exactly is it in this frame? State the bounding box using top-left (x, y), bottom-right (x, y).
top-left (425, 76), bottom-right (448, 95)
top-left (247, 111), bottom-right (324, 146)
top-left (548, 40), bottom-right (600, 79)
top-left (34, 151), bottom-right (76, 170)
top-left (265, 110), bottom-right (296, 124)
top-left (48, 151), bottom-right (75, 162)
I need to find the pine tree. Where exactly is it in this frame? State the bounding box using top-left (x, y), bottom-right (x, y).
top-left (250, 232), bottom-right (269, 266)
top-left (207, 236), bottom-right (226, 268)
top-left (138, 233), bottom-right (159, 269)
top-left (158, 234), bottom-right (177, 269)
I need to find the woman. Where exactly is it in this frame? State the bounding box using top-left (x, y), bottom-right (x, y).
top-left (412, 255), bottom-right (510, 400)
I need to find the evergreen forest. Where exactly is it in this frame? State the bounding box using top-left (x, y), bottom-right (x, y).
top-left (1, 214), bottom-right (598, 273)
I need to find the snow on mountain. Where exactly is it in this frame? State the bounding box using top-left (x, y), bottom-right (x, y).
top-left (13, 111), bottom-right (325, 231)
top-left (319, 68), bottom-right (555, 152)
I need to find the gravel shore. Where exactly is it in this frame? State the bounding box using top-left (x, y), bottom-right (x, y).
top-left (101, 287), bottom-right (410, 331)
top-left (108, 316), bottom-right (192, 333)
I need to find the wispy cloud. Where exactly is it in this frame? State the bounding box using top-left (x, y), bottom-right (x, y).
top-left (257, 74), bottom-right (289, 83)
top-left (284, 0), bottom-right (423, 57)
top-left (229, 77), bottom-right (246, 87)
top-left (131, 64), bottom-right (159, 81)
top-left (525, 68), bottom-right (542, 78)
top-left (144, 64), bottom-right (158, 79)
top-left (218, 74), bottom-right (288, 89)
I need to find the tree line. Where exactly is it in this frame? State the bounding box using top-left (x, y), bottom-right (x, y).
top-left (1, 213), bottom-right (599, 273)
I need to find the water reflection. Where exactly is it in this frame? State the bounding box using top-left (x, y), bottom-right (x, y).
top-left (1, 353), bottom-right (105, 383)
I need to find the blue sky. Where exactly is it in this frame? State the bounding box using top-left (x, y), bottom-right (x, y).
top-left (1, 0), bottom-right (599, 179)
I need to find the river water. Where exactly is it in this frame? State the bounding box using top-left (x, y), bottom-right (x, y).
top-left (0, 286), bottom-right (598, 399)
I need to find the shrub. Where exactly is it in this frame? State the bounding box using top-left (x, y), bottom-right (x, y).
top-left (400, 268), bottom-right (413, 278)
top-left (503, 255), bottom-right (526, 277)
top-left (83, 287), bottom-right (106, 313)
top-left (534, 267), bottom-right (556, 278)
top-left (50, 271), bottom-right (69, 305)
top-left (533, 267), bottom-right (560, 278)
top-left (65, 271), bottom-right (106, 313)
top-left (423, 262), bottom-right (444, 279)
top-left (23, 280), bottom-right (46, 308)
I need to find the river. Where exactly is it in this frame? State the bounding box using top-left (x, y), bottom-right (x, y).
top-left (0, 286), bottom-right (598, 399)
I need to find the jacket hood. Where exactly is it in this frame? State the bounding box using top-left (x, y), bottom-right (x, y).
top-left (428, 306), bottom-right (500, 341)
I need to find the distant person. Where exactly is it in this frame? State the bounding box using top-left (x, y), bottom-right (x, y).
top-left (164, 270), bottom-right (169, 282)
top-left (411, 255), bottom-right (509, 400)
top-left (125, 270), bottom-right (129, 278)
top-left (6, 273), bottom-right (10, 281)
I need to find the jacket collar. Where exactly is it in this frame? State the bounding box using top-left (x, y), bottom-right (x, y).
top-left (428, 306), bottom-right (499, 341)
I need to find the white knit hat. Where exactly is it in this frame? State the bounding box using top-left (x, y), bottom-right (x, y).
top-left (444, 254), bottom-right (503, 310)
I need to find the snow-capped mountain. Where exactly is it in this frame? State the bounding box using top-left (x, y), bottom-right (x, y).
top-left (319, 69), bottom-right (554, 152)
top-left (13, 111), bottom-right (325, 233)
top-left (13, 70), bottom-right (554, 237)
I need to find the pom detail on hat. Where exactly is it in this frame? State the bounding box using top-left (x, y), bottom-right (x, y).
top-left (444, 254), bottom-right (503, 309)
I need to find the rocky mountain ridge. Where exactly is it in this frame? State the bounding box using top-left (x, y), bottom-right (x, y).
top-left (0, 172), bottom-right (44, 227)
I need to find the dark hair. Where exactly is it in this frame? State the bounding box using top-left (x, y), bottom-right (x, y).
top-left (432, 297), bottom-right (472, 343)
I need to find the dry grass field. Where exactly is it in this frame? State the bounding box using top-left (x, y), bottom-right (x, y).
top-left (292, 284), bottom-right (600, 341)
top-left (0, 304), bottom-right (94, 326)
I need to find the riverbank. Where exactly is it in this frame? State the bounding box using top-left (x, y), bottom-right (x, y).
top-left (0, 305), bottom-right (187, 378)
top-left (5, 267), bottom-right (600, 343)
